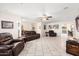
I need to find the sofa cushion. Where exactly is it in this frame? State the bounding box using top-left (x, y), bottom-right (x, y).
top-left (31, 31), bottom-right (36, 35)
top-left (0, 39), bottom-right (13, 45)
top-left (0, 45), bottom-right (13, 53)
top-left (24, 32), bottom-right (31, 36)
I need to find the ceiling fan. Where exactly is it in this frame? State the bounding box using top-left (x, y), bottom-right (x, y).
top-left (39, 14), bottom-right (52, 21)
top-left (38, 6), bottom-right (52, 21)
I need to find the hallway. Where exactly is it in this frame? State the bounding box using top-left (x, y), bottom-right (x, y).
top-left (19, 37), bottom-right (71, 56)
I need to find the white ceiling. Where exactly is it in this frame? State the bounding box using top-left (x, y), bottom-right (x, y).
top-left (0, 3), bottom-right (79, 22)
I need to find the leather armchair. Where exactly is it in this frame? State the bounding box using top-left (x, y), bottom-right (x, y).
top-left (0, 45), bottom-right (13, 56)
top-left (0, 33), bottom-right (24, 56)
top-left (66, 40), bottom-right (79, 56)
top-left (49, 30), bottom-right (57, 37)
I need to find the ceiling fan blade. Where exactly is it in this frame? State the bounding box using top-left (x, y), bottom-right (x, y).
top-left (48, 16), bottom-right (52, 18)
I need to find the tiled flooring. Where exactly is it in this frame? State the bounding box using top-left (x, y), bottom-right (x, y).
top-left (19, 37), bottom-right (72, 56)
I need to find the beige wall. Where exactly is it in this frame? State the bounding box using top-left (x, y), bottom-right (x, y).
top-left (47, 21), bottom-right (74, 37)
top-left (22, 21), bottom-right (32, 31)
top-left (34, 22), bottom-right (42, 33)
top-left (0, 11), bottom-right (21, 39)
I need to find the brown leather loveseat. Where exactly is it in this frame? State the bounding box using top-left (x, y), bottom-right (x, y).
top-left (0, 33), bottom-right (24, 56)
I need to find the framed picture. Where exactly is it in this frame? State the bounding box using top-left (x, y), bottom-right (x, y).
top-left (1, 21), bottom-right (13, 29)
top-left (62, 26), bottom-right (67, 34)
top-left (53, 24), bottom-right (59, 29)
top-left (75, 16), bottom-right (79, 31)
top-left (49, 25), bottom-right (52, 29)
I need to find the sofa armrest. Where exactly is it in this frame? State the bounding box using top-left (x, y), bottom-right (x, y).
top-left (13, 37), bottom-right (25, 43)
top-left (36, 33), bottom-right (39, 34)
top-left (36, 33), bottom-right (40, 35)
top-left (12, 42), bottom-right (24, 56)
top-left (12, 38), bottom-right (24, 42)
top-left (13, 39), bottom-right (21, 42)
top-left (55, 33), bottom-right (57, 35)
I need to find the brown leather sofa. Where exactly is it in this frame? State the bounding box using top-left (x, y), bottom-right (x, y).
top-left (0, 33), bottom-right (24, 56)
top-left (49, 30), bottom-right (57, 37)
top-left (22, 31), bottom-right (40, 42)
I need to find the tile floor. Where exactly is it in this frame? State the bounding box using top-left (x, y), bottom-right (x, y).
top-left (19, 37), bottom-right (72, 56)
